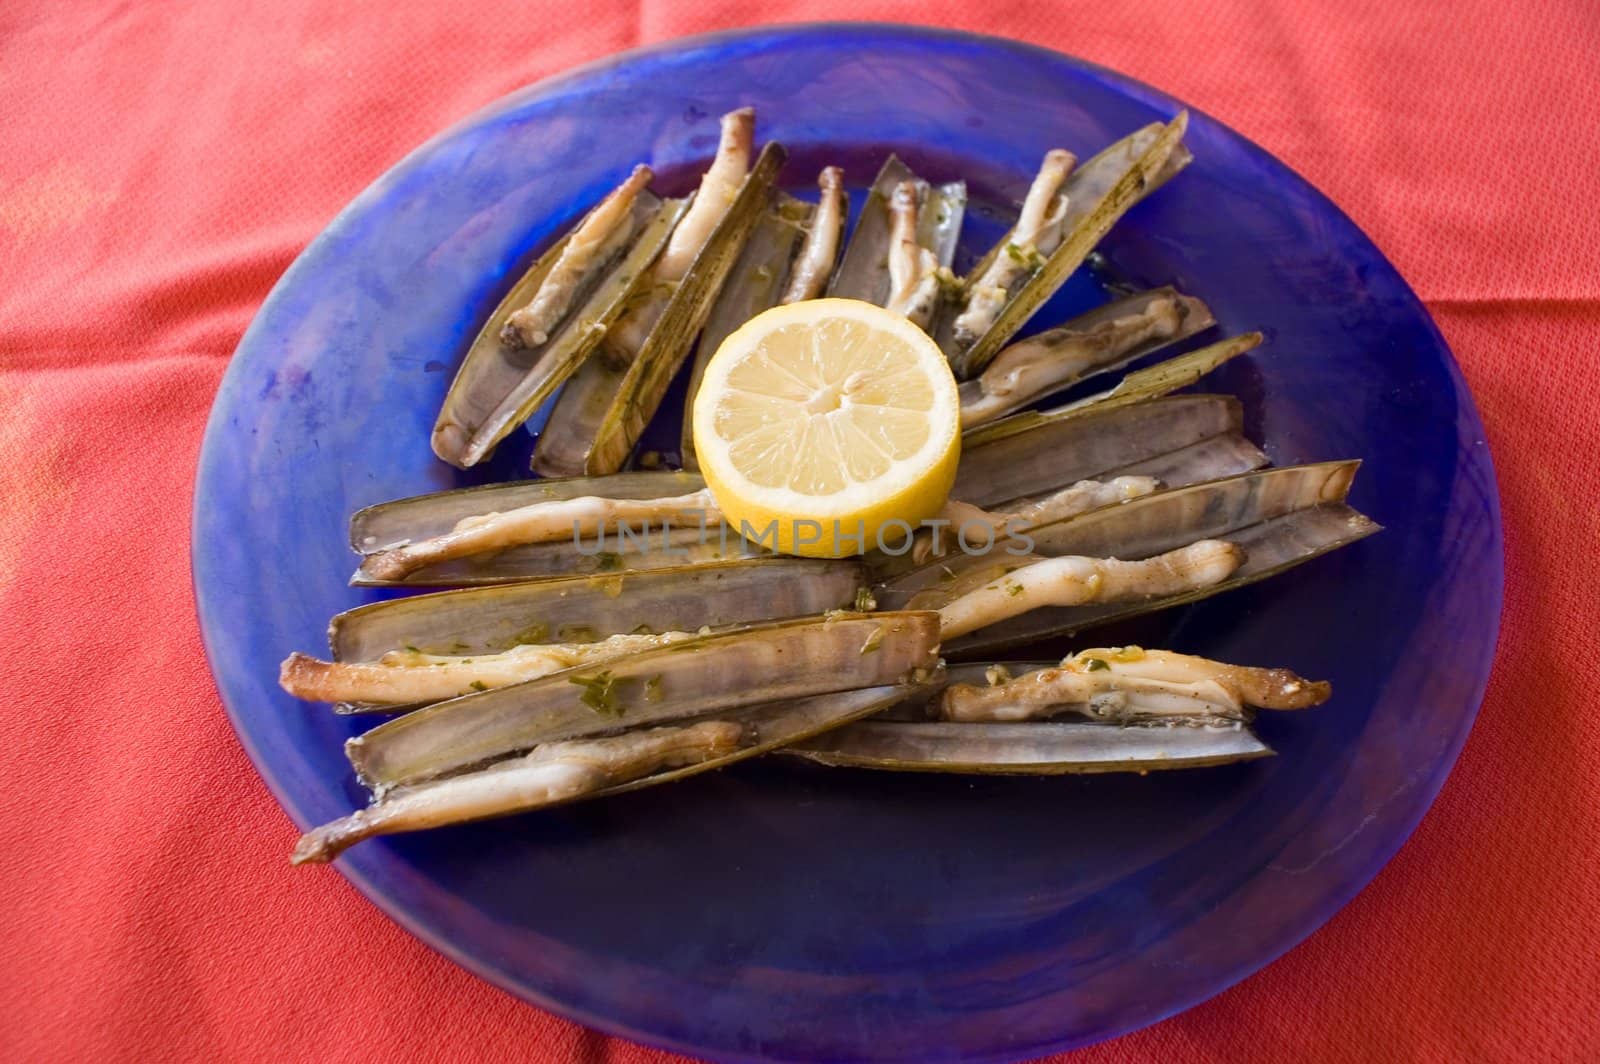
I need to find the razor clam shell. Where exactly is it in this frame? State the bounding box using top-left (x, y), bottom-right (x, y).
top-left (321, 681), bottom-right (938, 859)
top-left (827, 157), bottom-right (966, 303)
top-left (957, 287), bottom-right (1215, 426)
top-left (922, 180), bottom-right (967, 269)
top-left (948, 114), bottom-right (1190, 378)
top-left (538, 143), bottom-right (788, 477)
top-left (349, 471), bottom-right (704, 555)
top-left (793, 655), bottom-right (1271, 771)
top-left (353, 524), bottom-right (796, 588)
top-left (878, 461), bottom-right (1369, 610)
top-left (952, 394), bottom-right (1243, 508)
top-left (962, 332), bottom-right (1261, 449)
top-left (787, 719), bottom-right (1272, 774)
top-left (944, 503), bottom-right (1379, 656)
top-left (523, 341), bottom-right (630, 479)
top-left (958, 127), bottom-right (1190, 301)
top-left (819, 658), bottom-right (1270, 724)
top-left (431, 192), bottom-right (686, 469)
top-left (680, 193), bottom-right (813, 470)
top-left (1027, 460), bottom-right (1361, 559)
top-left (1103, 432), bottom-right (1268, 485)
top-left (347, 612), bottom-right (943, 791)
top-left (330, 557), bottom-right (868, 661)
top-left (590, 678), bottom-right (942, 801)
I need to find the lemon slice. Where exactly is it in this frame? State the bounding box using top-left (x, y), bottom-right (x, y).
top-left (692, 298), bottom-right (961, 558)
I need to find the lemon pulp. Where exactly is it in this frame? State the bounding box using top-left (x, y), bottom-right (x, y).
top-left (692, 298), bottom-right (961, 558)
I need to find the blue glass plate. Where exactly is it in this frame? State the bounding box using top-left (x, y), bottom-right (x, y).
top-left (193, 24), bottom-right (1502, 1062)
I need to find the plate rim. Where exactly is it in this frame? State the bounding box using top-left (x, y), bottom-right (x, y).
top-left (191, 21), bottom-right (1506, 1062)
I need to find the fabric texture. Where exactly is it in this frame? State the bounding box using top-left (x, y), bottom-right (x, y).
top-left (2, 2), bottom-right (1596, 1060)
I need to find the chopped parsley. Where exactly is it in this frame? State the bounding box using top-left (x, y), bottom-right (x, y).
top-left (570, 670), bottom-right (625, 716)
top-left (513, 622), bottom-right (550, 645)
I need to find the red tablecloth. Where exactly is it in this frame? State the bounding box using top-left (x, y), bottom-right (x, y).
top-left (3, 2), bottom-right (1596, 1060)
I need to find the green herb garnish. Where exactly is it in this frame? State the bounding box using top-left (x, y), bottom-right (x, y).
top-left (569, 670), bottom-right (624, 716)
top-left (1084, 658), bottom-right (1110, 672)
top-left (859, 628), bottom-right (884, 655)
top-left (469, 680), bottom-right (489, 692)
top-left (512, 622), bottom-right (550, 645)
top-left (853, 586), bottom-right (878, 612)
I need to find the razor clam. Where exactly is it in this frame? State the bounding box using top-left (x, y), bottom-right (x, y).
top-left (939, 649), bottom-right (1329, 722)
top-left (950, 149), bottom-right (1075, 346)
top-left (357, 487), bottom-right (718, 582)
top-left (946, 113), bottom-right (1191, 378)
top-left (605, 108), bottom-right (755, 357)
top-left (781, 166), bottom-right (847, 303)
top-left (347, 612), bottom-right (942, 791)
top-left (349, 471), bottom-right (727, 585)
top-left (281, 633), bottom-right (697, 709)
top-left (360, 522), bottom-right (798, 587)
top-left (828, 155), bottom-right (965, 305)
top-left (293, 678), bottom-right (932, 864)
top-left (431, 179), bottom-right (687, 468)
top-left (353, 478), bottom-right (870, 588)
top-left (789, 719), bottom-right (1272, 774)
top-left (681, 169), bottom-right (848, 469)
top-left (906, 476), bottom-right (1161, 565)
top-left (535, 141), bottom-right (788, 477)
top-left (351, 471), bottom-right (701, 550)
top-left (885, 463), bottom-right (1380, 654)
top-left (1023, 461), bottom-right (1362, 559)
top-left (970, 506), bottom-right (1383, 655)
top-left (958, 287), bottom-right (1215, 428)
top-left (933, 540), bottom-right (1244, 639)
top-left (500, 166), bottom-right (655, 351)
top-left (885, 462), bottom-right (1361, 605)
top-left (297, 559), bottom-right (868, 711)
top-left (330, 557), bottom-right (865, 661)
top-left (784, 657), bottom-right (1300, 775)
top-left (884, 181), bottom-right (944, 328)
top-left (951, 394), bottom-right (1245, 508)
top-left (962, 332), bottom-right (1263, 448)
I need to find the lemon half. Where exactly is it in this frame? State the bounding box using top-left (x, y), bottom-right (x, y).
top-left (691, 298), bottom-right (961, 558)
